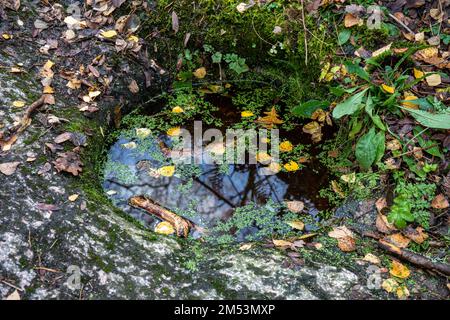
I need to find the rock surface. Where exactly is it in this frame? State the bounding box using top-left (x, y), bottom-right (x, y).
top-left (4, 2), bottom-right (447, 301)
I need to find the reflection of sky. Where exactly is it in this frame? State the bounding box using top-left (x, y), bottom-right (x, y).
top-left (103, 136), bottom-right (298, 228)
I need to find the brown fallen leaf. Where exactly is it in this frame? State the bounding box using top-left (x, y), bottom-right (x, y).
top-left (403, 226), bottom-right (428, 244)
top-left (256, 107), bottom-right (283, 129)
top-left (344, 13), bottom-right (362, 27)
top-left (128, 79), bottom-right (139, 93)
top-left (375, 197), bottom-right (387, 213)
top-left (376, 214), bottom-right (397, 234)
top-left (171, 11), bottom-right (179, 33)
top-left (431, 194), bottom-right (449, 209)
top-left (328, 226), bottom-right (356, 252)
top-left (53, 151), bottom-right (83, 176)
top-left (54, 132), bottom-right (73, 144)
top-left (272, 239), bottom-right (294, 248)
top-left (239, 243), bottom-right (253, 251)
top-left (0, 161), bottom-right (20, 176)
top-left (384, 233), bottom-right (410, 248)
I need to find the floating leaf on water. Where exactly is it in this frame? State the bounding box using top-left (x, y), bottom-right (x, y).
top-left (172, 106), bottom-right (184, 113)
top-left (279, 141), bottom-right (293, 152)
top-left (157, 165), bottom-right (175, 177)
top-left (286, 220), bottom-right (305, 231)
top-left (283, 160), bottom-right (299, 172)
top-left (241, 110), bottom-right (254, 118)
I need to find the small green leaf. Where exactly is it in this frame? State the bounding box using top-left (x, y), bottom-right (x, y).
top-left (374, 131), bottom-right (385, 163)
top-left (365, 94), bottom-right (386, 131)
top-left (338, 29), bottom-right (351, 45)
top-left (355, 127), bottom-right (377, 170)
top-left (332, 88), bottom-right (368, 119)
top-left (344, 61), bottom-right (370, 82)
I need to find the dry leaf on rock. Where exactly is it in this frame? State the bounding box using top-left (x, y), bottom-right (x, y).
top-left (53, 151), bottom-right (83, 176)
top-left (0, 161), bottom-right (20, 176)
top-left (54, 132), bottom-right (73, 144)
top-left (382, 278), bottom-right (398, 293)
top-left (5, 290), bottom-right (20, 300)
top-left (68, 194), bottom-right (79, 202)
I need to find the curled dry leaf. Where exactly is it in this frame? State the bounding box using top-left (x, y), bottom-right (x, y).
top-left (375, 197), bottom-right (388, 213)
top-left (376, 214), bottom-right (397, 234)
top-left (328, 226), bottom-right (356, 252)
top-left (431, 194), bottom-right (449, 209)
top-left (53, 151), bottom-right (83, 176)
top-left (404, 227), bottom-right (428, 244)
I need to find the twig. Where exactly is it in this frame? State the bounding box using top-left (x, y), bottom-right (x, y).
top-left (388, 13), bottom-right (414, 35)
top-left (300, 0), bottom-right (308, 66)
top-left (129, 195), bottom-right (206, 237)
top-left (378, 239), bottom-right (450, 276)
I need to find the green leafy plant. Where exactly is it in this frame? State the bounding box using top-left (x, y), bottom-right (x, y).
top-left (388, 194), bottom-right (414, 229)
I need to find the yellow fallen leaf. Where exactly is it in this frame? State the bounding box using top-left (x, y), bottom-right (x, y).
top-left (413, 68), bottom-right (424, 79)
top-left (390, 260), bottom-right (410, 279)
top-left (155, 221), bottom-right (175, 235)
top-left (287, 220), bottom-right (305, 231)
top-left (425, 74), bottom-right (441, 87)
top-left (43, 86), bottom-right (55, 94)
top-left (302, 121), bottom-right (322, 143)
top-left (127, 35), bottom-right (139, 43)
top-left (396, 285), bottom-right (410, 299)
top-left (402, 95), bottom-right (419, 109)
top-left (101, 30), bottom-right (118, 38)
top-left (331, 180), bottom-right (345, 198)
top-left (158, 165), bottom-right (175, 177)
top-left (382, 278), bottom-right (398, 293)
top-left (279, 141), bottom-right (293, 152)
top-left (283, 160), bottom-right (299, 172)
top-left (362, 253), bottom-right (380, 264)
top-left (239, 243), bottom-right (253, 250)
top-left (266, 161), bottom-right (281, 174)
top-left (381, 84), bottom-right (395, 94)
top-left (167, 127), bottom-right (181, 137)
top-left (12, 100), bottom-right (26, 108)
top-left (2, 33), bottom-right (12, 40)
top-left (172, 106), bottom-right (184, 113)
top-left (241, 110), bottom-right (254, 118)
top-left (193, 67), bottom-right (206, 79)
top-left (68, 194), bottom-right (79, 202)
top-left (43, 60), bottom-right (54, 70)
top-left (340, 172), bottom-right (356, 184)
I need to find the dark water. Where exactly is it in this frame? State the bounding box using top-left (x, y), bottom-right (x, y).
top-left (103, 132), bottom-right (329, 235)
top-left (103, 94), bottom-right (331, 236)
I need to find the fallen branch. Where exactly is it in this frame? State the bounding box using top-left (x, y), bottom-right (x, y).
top-left (378, 239), bottom-right (450, 276)
top-left (129, 195), bottom-right (206, 237)
top-left (0, 95), bottom-right (46, 151)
